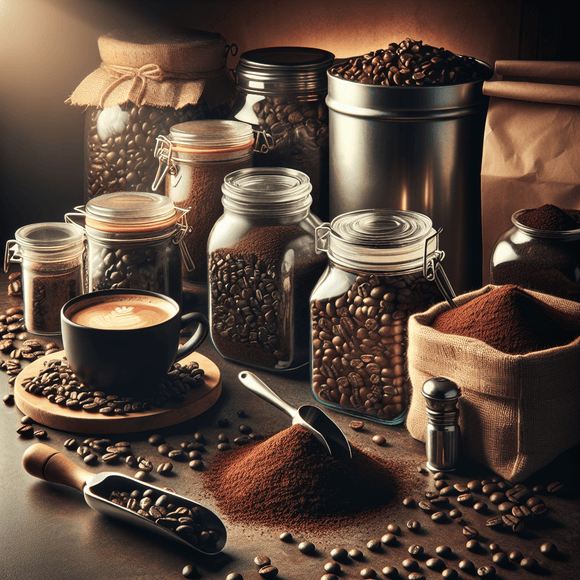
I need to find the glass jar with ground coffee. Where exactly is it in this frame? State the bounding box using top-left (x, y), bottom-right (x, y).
top-left (208, 167), bottom-right (326, 371)
top-left (490, 205), bottom-right (580, 302)
top-left (230, 46), bottom-right (335, 220)
top-left (67, 192), bottom-right (189, 306)
top-left (153, 120), bottom-right (254, 287)
top-left (4, 223), bottom-right (84, 335)
top-left (67, 28), bottom-right (238, 201)
top-left (310, 209), bottom-right (455, 424)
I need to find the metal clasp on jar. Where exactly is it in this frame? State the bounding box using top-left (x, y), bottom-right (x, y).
top-left (173, 208), bottom-right (195, 273)
top-left (4, 239), bottom-right (22, 273)
top-left (423, 229), bottom-right (457, 308)
top-left (152, 135), bottom-right (177, 191)
top-left (314, 223), bottom-right (331, 254)
top-left (252, 128), bottom-right (275, 154)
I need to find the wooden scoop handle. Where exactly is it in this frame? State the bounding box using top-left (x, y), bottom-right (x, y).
top-left (23, 443), bottom-right (92, 492)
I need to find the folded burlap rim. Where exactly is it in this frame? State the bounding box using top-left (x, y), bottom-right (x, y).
top-left (66, 28), bottom-right (237, 110)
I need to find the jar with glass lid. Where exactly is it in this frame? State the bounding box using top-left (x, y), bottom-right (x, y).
top-left (310, 209), bottom-right (456, 424)
top-left (66, 192), bottom-right (190, 306)
top-left (230, 46), bottom-right (335, 220)
top-left (153, 119), bottom-right (254, 286)
top-left (4, 223), bottom-right (84, 335)
top-left (207, 167), bottom-right (327, 371)
top-left (490, 208), bottom-right (580, 302)
top-left (66, 27), bottom-right (238, 201)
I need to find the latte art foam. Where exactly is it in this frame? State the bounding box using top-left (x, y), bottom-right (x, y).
top-left (71, 298), bottom-right (175, 330)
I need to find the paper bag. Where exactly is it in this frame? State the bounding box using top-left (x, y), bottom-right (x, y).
top-left (480, 61), bottom-right (580, 283)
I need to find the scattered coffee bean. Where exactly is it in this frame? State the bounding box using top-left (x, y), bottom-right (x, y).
top-left (360, 567), bottom-right (376, 579)
top-left (217, 443), bottom-right (231, 451)
top-left (3, 393), bottom-right (14, 405)
top-left (467, 480), bottom-right (482, 493)
top-left (509, 550), bottom-right (523, 562)
top-left (134, 470), bottom-right (148, 481)
top-left (349, 420), bottom-right (364, 431)
top-left (502, 514), bottom-right (524, 532)
top-left (138, 458), bottom-right (153, 473)
top-left (236, 410), bottom-right (246, 418)
top-left (431, 511), bottom-right (447, 523)
top-left (530, 502), bottom-right (548, 516)
top-left (442, 569), bottom-right (458, 580)
top-left (436, 545), bottom-right (452, 558)
top-left (148, 434), bottom-right (165, 446)
top-left (462, 526), bottom-right (479, 540)
top-left (366, 539), bottom-right (381, 552)
top-left (433, 471), bottom-right (446, 480)
top-left (540, 541), bottom-right (557, 556)
top-left (453, 483), bottom-right (468, 493)
top-left (547, 481), bottom-right (564, 494)
top-left (64, 438), bottom-right (78, 450)
top-left (466, 540), bottom-right (480, 552)
top-left (254, 556), bottom-right (271, 567)
top-left (157, 462), bottom-right (173, 475)
top-left (482, 483), bottom-right (499, 495)
top-left (298, 541), bottom-right (315, 555)
top-left (511, 504), bottom-right (531, 518)
top-left (490, 491), bottom-right (506, 505)
top-left (17, 424), bottom-right (34, 437)
top-left (279, 532), bottom-right (292, 542)
top-left (126, 455), bottom-right (138, 467)
top-left (102, 452), bottom-right (119, 464)
top-left (372, 435), bottom-right (386, 446)
top-left (83, 453), bottom-right (98, 464)
top-left (426, 558), bottom-right (444, 571)
top-left (418, 500), bottom-right (433, 512)
top-left (488, 543), bottom-right (501, 553)
top-left (403, 497), bottom-right (416, 507)
top-left (532, 484), bottom-right (545, 494)
top-left (457, 493), bottom-right (473, 505)
top-left (324, 561), bottom-right (341, 574)
top-left (424, 490), bottom-right (439, 499)
top-left (498, 501), bottom-right (515, 513)
top-left (34, 430), bottom-right (48, 439)
top-left (349, 549), bottom-right (363, 560)
top-left (233, 436), bottom-right (251, 446)
top-left (520, 557), bottom-right (537, 570)
top-left (381, 533), bottom-right (397, 546)
top-left (402, 559), bottom-right (419, 571)
top-left (477, 565), bottom-right (496, 578)
top-left (382, 566), bottom-right (398, 579)
top-left (473, 501), bottom-right (487, 513)
top-left (21, 415), bottom-right (34, 424)
top-left (387, 522), bottom-right (400, 535)
top-left (238, 424), bottom-right (252, 435)
top-left (449, 508), bottom-right (462, 519)
top-left (492, 552), bottom-right (508, 567)
top-left (182, 564), bottom-right (198, 578)
top-left (321, 575), bottom-right (338, 580)
top-left (217, 418), bottom-right (230, 428)
top-left (458, 559), bottom-right (474, 572)
top-left (189, 459), bottom-right (204, 471)
top-left (486, 516), bottom-right (503, 528)
top-left (407, 574), bottom-right (425, 580)
top-left (226, 574), bottom-right (243, 580)
top-left (407, 519), bottom-right (421, 532)
top-left (408, 544), bottom-right (423, 556)
top-left (330, 548), bottom-right (349, 562)
top-left (435, 480), bottom-right (447, 490)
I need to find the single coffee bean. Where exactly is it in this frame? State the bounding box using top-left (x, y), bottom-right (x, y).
top-left (502, 514), bottom-right (524, 532)
top-left (402, 559), bottom-right (419, 571)
top-left (138, 458), bottom-right (153, 473)
top-left (407, 519), bottom-right (421, 531)
top-left (426, 558), bottom-right (444, 571)
top-left (486, 516), bottom-right (503, 528)
top-left (188, 450), bottom-right (202, 460)
top-left (520, 558), bottom-right (537, 570)
top-left (424, 490), bottom-right (439, 499)
top-left (531, 502), bottom-right (548, 516)
top-left (466, 540), bottom-right (480, 552)
top-left (157, 443), bottom-right (173, 456)
top-left (17, 424), bottom-right (34, 437)
top-left (449, 508), bottom-right (462, 519)
top-left (467, 480), bottom-right (482, 492)
top-left (217, 442), bottom-right (231, 451)
top-left (439, 485), bottom-right (456, 497)
top-left (134, 470), bottom-right (148, 481)
top-left (21, 415), bottom-right (34, 424)
top-left (258, 565), bottom-right (278, 579)
top-left (473, 501), bottom-right (487, 513)
top-left (298, 541), bottom-right (315, 555)
top-left (64, 438), bottom-right (78, 450)
top-left (532, 484), bottom-right (545, 494)
top-left (148, 434), bottom-right (164, 446)
top-left (102, 452), bottom-right (119, 464)
top-left (403, 497), bottom-right (416, 507)
top-left (453, 483), bottom-right (468, 493)
top-left (477, 565), bottom-right (496, 578)
top-left (3, 393), bottom-right (14, 405)
top-left (34, 430), bottom-right (48, 439)
top-left (367, 539), bottom-right (381, 552)
top-left (458, 559), bottom-right (474, 572)
top-left (238, 424), bottom-right (252, 434)
top-left (511, 504), bottom-right (531, 518)
top-left (482, 483), bottom-right (499, 495)
top-left (492, 552), bottom-right (508, 567)
top-left (279, 531), bottom-right (292, 542)
top-left (488, 543), bottom-right (501, 553)
top-left (433, 471), bottom-right (447, 480)
top-left (330, 548), bottom-right (348, 562)
top-left (182, 564), bottom-right (198, 578)
top-left (157, 462), bottom-right (173, 474)
top-left (407, 574), bottom-right (425, 580)
top-left (349, 420), bottom-right (364, 430)
top-left (360, 568), bottom-right (376, 579)
top-left (226, 574), bottom-right (243, 580)
top-left (509, 550), bottom-right (523, 562)
top-left (382, 566), bottom-right (398, 579)
top-left (324, 561), bottom-right (341, 574)
top-left (540, 541), bottom-right (557, 556)
top-left (442, 569), bottom-right (458, 580)
top-left (418, 500), bottom-right (433, 512)
top-left (387, 522), bottom-right (400, 534)
top-left (463, 526), bottom-right (479, 539)
top-left (435, 480), bottom-right (447, 490)
top-left (547, 481), bottom-right (564, 494)
top-left (457, 493), bottom-right (473, 505)
top-left (431, 511), bottom-right (447, 523)
top-left (168, 449), bottom-right (185, 461)
top-left (498, 501), bottom-right (515, 513)
top-left (349, 549), bottom-right (363, 560)
top-left (189, 459), bottom-right (204, 471)
top-left (321, 575), bottom-right (338, 580)
top-left (490, 491), bottom-right (506, 505)
top-left (83, 453), bottom-right (98, 464)
top-left (217, 418), bottom-right (230, 428)
top-left (408, 544), bottom-right (423, 556)
top-left (233, 436), bottom-right (251, 446)
top-left (254, 556), bottom-right (271, 567)
top-left (372, 434), bottom-right (386, 446)
top-left (381, 533), bottom-right (397, 546)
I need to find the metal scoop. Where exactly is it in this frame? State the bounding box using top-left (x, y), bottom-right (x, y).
top-left (23, 443), bottom-right (227, 555)
top-left (238, 371), bottom-right (352, 460)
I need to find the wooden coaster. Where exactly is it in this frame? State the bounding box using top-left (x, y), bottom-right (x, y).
top-left (14, 351), bottom-right (222, 434)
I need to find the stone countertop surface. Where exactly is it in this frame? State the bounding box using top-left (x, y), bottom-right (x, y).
top-left (1, 272), bottom-right (579, 580)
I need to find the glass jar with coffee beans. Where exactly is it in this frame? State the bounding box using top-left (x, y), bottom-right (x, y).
top-left (207, 167), bottom-right (327, 371)
top-left (310, 209), bottom-right (456, 424)
top-left (231, 47), bottom-right (335, 220)
top-left (67, 192), bottom-right (190, 306)
top-left (4, 223), bottom-right (84, 335)
top-left (153, 120), bottom-right (254, 286)
top-left (67, 28), bottom-right (238, 201)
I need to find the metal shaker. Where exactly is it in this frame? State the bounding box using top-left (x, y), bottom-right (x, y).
top-left (422, 377), bottom-right (461, 472)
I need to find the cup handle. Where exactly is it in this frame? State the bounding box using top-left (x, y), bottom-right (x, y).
top-left (175, 312), bottom-right (209, 363)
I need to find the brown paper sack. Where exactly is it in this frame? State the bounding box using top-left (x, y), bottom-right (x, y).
top-left (406, 285), bottom-right (580, 482)
top-left (480, 61), bottom-right (580, 283)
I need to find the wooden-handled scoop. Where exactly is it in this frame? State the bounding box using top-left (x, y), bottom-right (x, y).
top-left (23, 443), bottom-right (227, 554)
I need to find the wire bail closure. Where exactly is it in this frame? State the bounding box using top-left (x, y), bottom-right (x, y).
top-left (423, 229), bottom-right (457, 309)
top-left (152, 135), bottom-right (177, 191)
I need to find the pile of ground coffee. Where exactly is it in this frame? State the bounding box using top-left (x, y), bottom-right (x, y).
top-left (432, 285), bottom-right (580, 355)
top-left (203, 425), bottom-right (402, 533)
top-left (517, 204), bottom-right (580, 231)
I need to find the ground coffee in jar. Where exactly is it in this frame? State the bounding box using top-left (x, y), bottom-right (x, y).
top-left (491, 205), bottom-right (580, 301)
top-left (208, 168), bottom-right (326, 371)
top-left (310, 209), bottom-right (452, 424)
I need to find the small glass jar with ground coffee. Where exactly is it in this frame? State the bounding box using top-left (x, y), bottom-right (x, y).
top-left (310, 209), bottom-right (453, 424)
top-left (230, 46), bottom-right (335, 220)
top-left (490, 205), bottom-right (580, 302)
top-left (4, 223), bottom-right (84, 335)
top-left (67, 28), bottom-right (238, 201)
top-left (207, 167), bottom-right (326, 371)
top-left (153, 120), bottom-right (254, 286)
top-left (67, 192), bottom-right (189, 305)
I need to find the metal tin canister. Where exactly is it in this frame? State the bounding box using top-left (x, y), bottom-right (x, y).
top-left (326, 59), bottom-right (492, 294)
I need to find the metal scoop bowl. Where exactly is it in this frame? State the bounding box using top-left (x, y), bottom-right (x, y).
top-left (23, 443), bottom-right (227, 555)
top-left (238, 370), bottom-right (352, 460)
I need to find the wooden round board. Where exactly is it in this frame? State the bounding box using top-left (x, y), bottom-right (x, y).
top-left (14, 351), bottom-right (222, 434)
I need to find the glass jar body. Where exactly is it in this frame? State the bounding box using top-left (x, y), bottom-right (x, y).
top-left (208, 210), bottom-right (326, 371)
top-left (87, 226), bottom-right (182, 305)
top-left (310, 263), bottom-right (440, 424)
top-left (490, 222), bottom-right (580, 302)
top-left (84, 102), bottom-right (230, 201)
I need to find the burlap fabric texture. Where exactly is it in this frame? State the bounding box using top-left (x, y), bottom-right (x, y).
top-left (406, 285), bottom-right (580, 482)
top-left (66, 27), bottom-right (237, 110)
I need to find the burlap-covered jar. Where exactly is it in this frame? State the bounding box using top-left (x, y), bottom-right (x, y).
top-left (67, 28), bottom-right (238, 201)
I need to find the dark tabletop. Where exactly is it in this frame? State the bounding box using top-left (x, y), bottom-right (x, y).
top-left (1, 272), bottom-right (579, 580)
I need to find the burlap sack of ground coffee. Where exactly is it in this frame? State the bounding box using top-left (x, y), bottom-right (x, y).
top-left (67, 27), bottom-right (237, 110)
top-left (480, 61), bottom-right (580, 283)
top-left (406, 284), bottom-right (580, 482)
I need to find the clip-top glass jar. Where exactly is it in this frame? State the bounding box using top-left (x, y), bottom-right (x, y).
top-left (310, 209), bottom-right (455, 424)
top-left (4, 223), bottom-right (84, 335)
top-left (208, 167), bottom-right (327, 371)
top-left (490, 209), bottom-right (580, 302)
top-left (66, 192), bottom-right (190, 306)
top-left (153, 120), bottom-right (254, 286)
top-left (231, 46), bottom-right (335, 220)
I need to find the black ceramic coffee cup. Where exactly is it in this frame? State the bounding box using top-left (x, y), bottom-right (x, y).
top-left (61, 289), bottom-right (208, 395)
